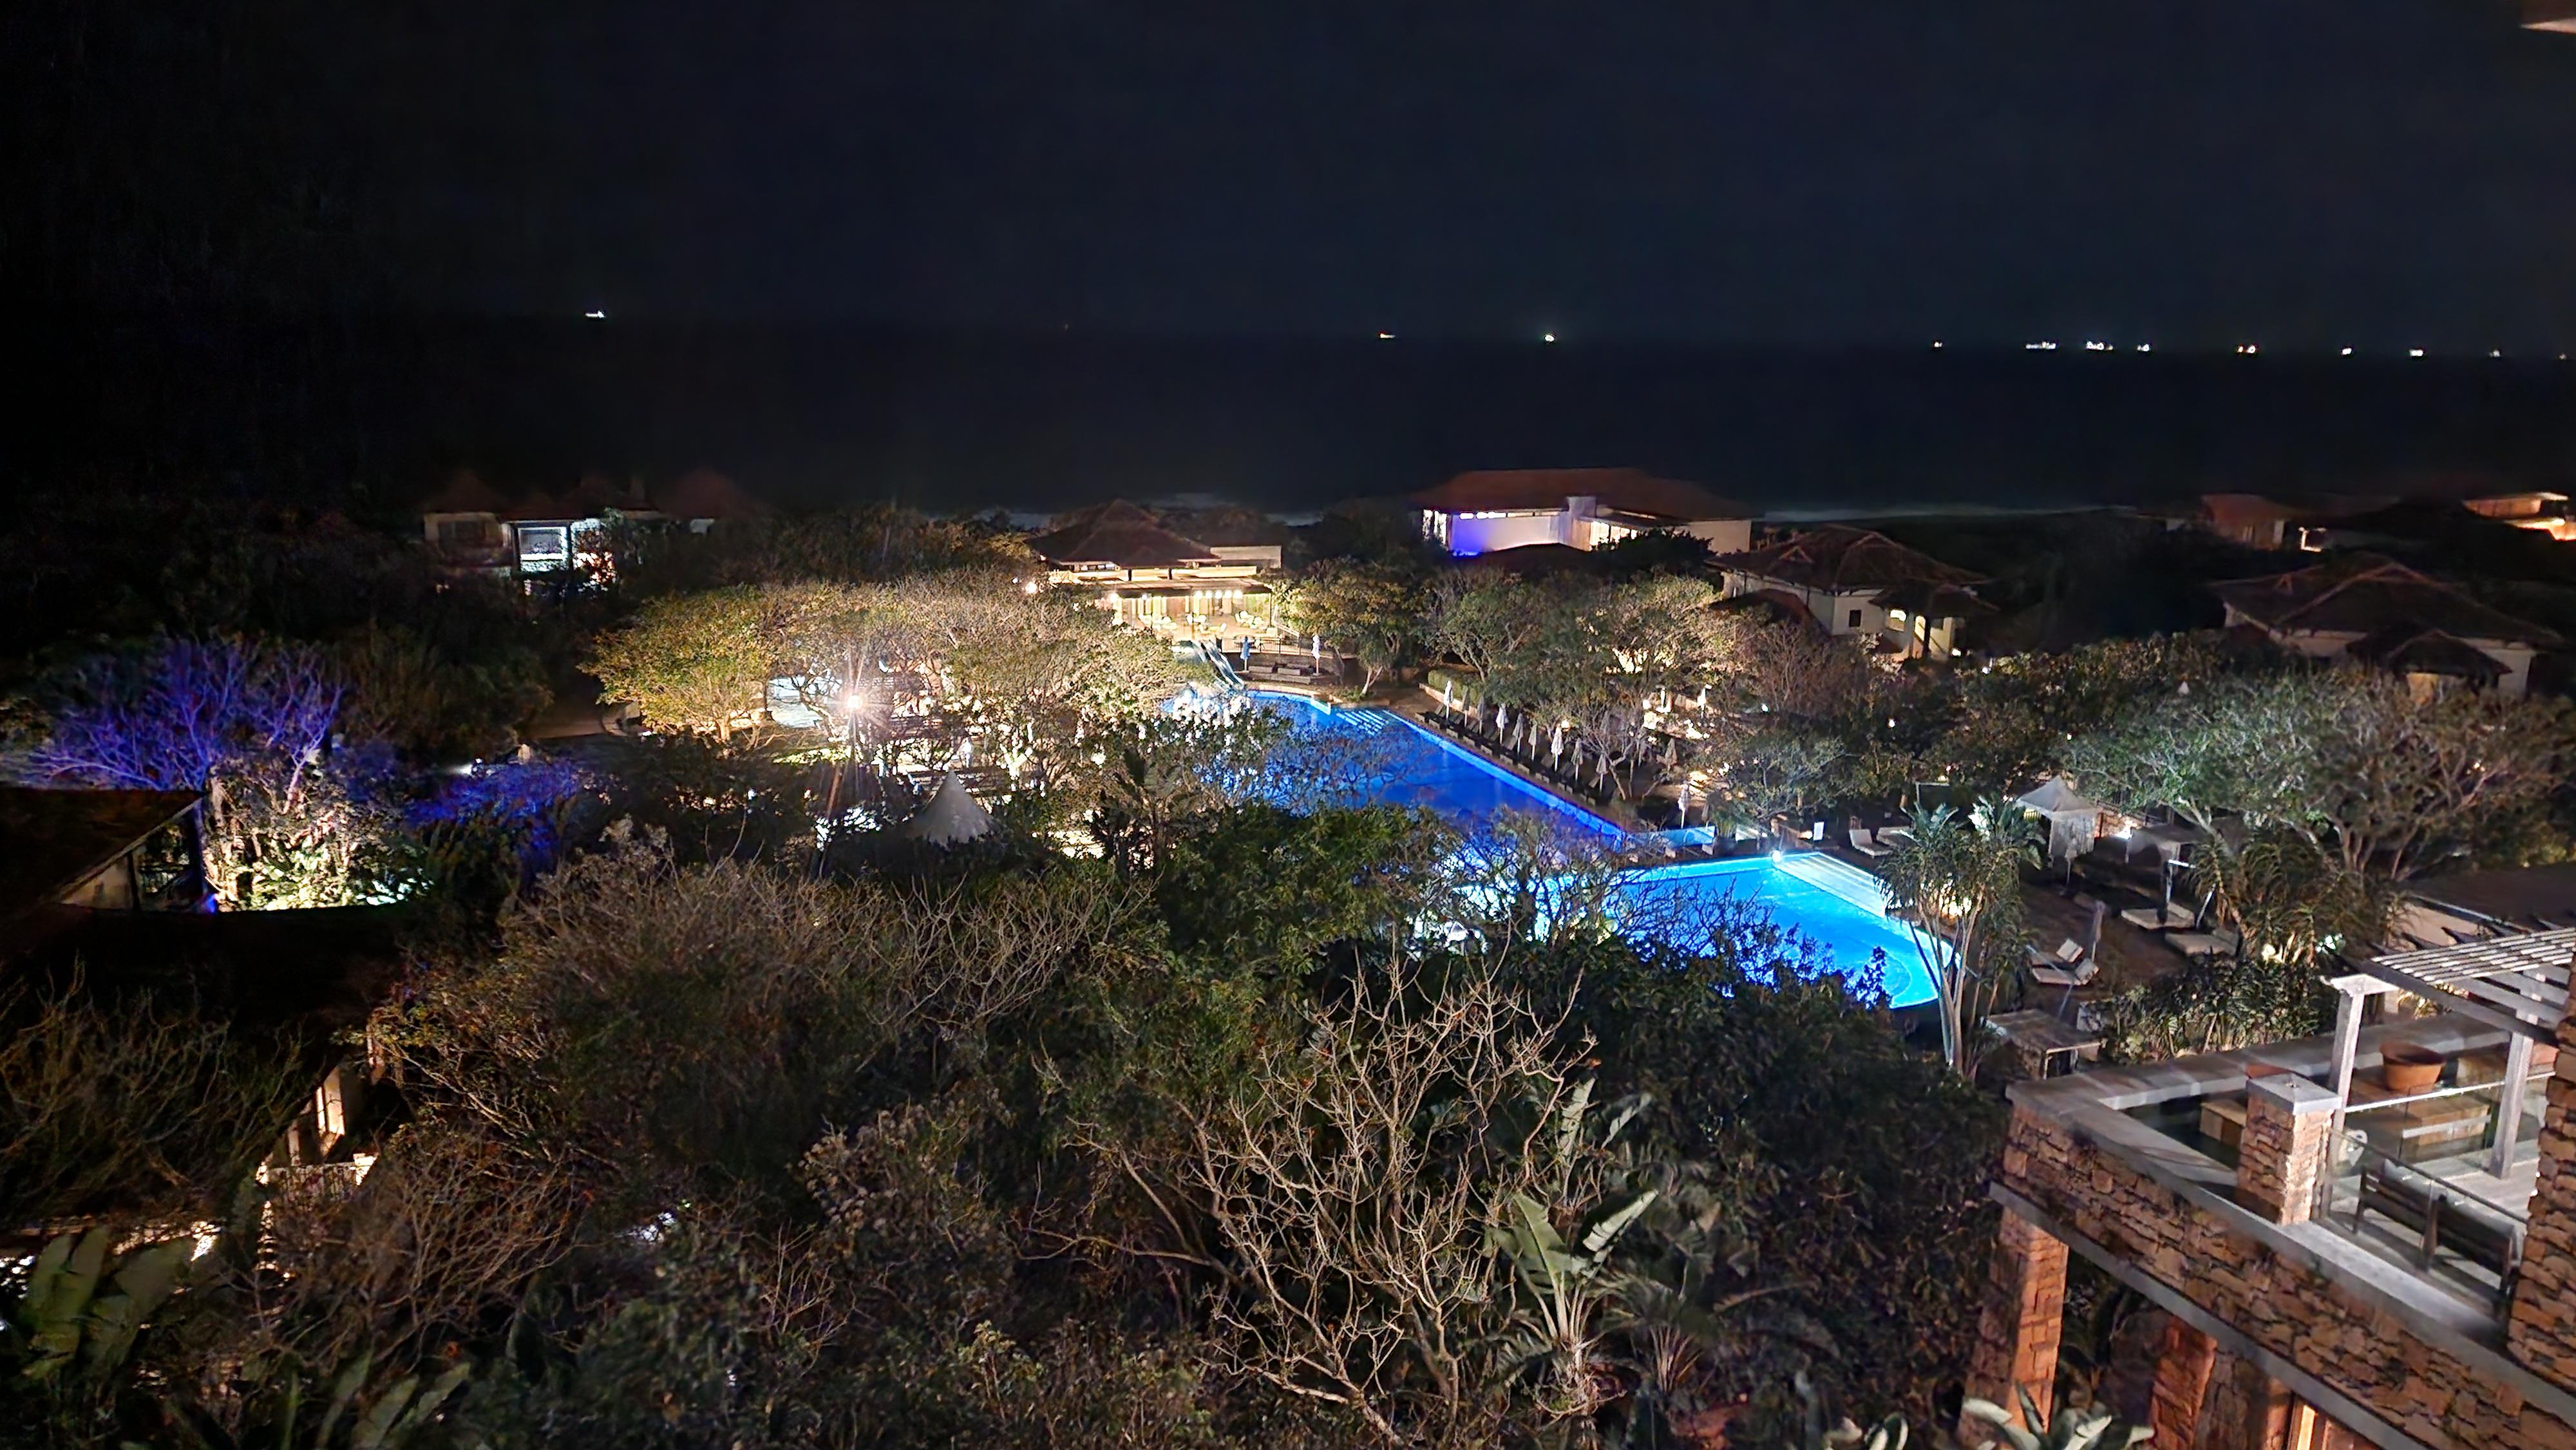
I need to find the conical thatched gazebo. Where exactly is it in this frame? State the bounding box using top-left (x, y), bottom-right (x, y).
top-left (896, 773), bottom-right (997, 847)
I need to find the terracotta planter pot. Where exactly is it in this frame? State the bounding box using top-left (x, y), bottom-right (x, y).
top-left (2381, 1044), bottom-right (2443, 1093)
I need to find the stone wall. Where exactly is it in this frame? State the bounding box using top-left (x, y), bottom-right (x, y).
top-left (2509, 1006), bottom-right (2576, 1386)
top-left (2000, 1107), bottom-right (2576, 1450)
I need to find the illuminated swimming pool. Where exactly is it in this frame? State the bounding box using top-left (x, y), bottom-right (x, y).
top-left (1237, 691), bottom-right (1933, 1004)
top-left (1610, 856), bottom-right (1937, 1007)
top-left (1242, 690), bottom-right (1624, 841)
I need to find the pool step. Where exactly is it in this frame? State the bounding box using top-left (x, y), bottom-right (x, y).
top-left (1326, 707), bottom-right (1401, 737)
top-left (1776, 851), bottom-right (1893, 917)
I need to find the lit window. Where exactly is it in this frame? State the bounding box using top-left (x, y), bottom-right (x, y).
top-left (516, 525), bottom-right (571, 571)
top-left (1886, 608), bottom-right (1908, 625)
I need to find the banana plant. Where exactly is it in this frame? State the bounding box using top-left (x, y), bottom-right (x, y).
top-left (194, 1351), bottom-right (474, 1450)
top-left (1962, 1388), bottom-right (2150, 1450)
top-left (1485, 1084), bottom-right (1662, 1418)
top-left (5, 1227), bottom-right (194, 1387)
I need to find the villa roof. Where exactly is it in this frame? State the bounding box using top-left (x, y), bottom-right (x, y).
top-left (652, 468), bottom-right (768, 521)
top-left (1714, 525), bottom-right (1986, 594)
top-left (0, 787), bottom-right (201, 926)
top-left (2346, 624), bottom-right (2508, 683)
top-left (2407, 863), bottom-right (2576, 932)
top-left (1412, 468), bottom-right (1749, 523)
top-left (6, 903), bottom-right (413, 1029)
top-left (1030, 500), bottom-right (1223, 569)
top-left (1873, 578), bottom-right (1996, 620)
top-left (1712, 588), bottom-right (1820, 628)
top-left (419, 470), bottom-right (511, 515)
top-left (2211, 553), bottom-right (2560, 648)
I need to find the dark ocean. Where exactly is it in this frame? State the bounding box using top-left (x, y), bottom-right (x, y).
top-left (12, 314), bottom-right (2576, 519)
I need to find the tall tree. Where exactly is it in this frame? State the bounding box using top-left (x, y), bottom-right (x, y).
top-left (1283, 563), bottom-right (1427, 695)
top-left (1877, 800), bottom-right (2038, 1075)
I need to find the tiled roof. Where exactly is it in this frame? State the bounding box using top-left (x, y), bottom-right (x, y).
top-left (1412, 468), bottom-right (1749, 523)
top-left (1873, 579), bottom-right (1996, 620)
top-left (2211, 554), bottom-right (2561, 648)
top-left (0, 787), bottom-right (201, 925)
top-left (652, 469), bottom-right (768, 521)
top-left (2345, 625), bottom-right (2509, 682)
top-left (1030, 500), bottom-right (1224, 569)
top-left (1714, 525), bottom-right (1985, 593)
top-left (419, 470), bottom-right (511, 515)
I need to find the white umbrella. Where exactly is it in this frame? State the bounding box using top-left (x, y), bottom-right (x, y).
top-left (2014, 775), bottom-right (2107, 864)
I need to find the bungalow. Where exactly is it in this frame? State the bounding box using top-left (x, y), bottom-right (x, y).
top-left (2211, 553), bottom-right (2561, 698)
top-left (1714, 525), bottom-right (1990, 659)
top-left (419, 468), bottom-right (766, 579)
top-left (1413, 468), bottom-right (1754, 558)
top-left (2182, 494), bottom-right (2391, 553)
top-left (1029, 500), bottom-right (1278, 631)
top-left (2465, 491), bottom-right (2576, 543)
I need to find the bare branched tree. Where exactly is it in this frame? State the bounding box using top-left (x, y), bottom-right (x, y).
top-left (1182, 971), bottom-right (1589, 1448)
top-left (0, 975), bottom-right (305, 1231)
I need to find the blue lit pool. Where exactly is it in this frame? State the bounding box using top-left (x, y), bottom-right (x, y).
top-left (1231, 690), bottom-right (1935, 1004)
top-left (1242, 691), bottom-right (1624, 842)
top-left (1610, 856), bottom-right (1937, 1006)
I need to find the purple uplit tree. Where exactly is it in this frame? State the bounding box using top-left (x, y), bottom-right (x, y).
top-left (28, 637), bottom-right (356, 907)
top-left (27, 636), bottom-right (344, 800)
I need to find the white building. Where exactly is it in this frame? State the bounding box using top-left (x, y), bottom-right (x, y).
top-left (1715, 525), bottom-right (1990, 660)
top-left (1414, 468), bottom-right (1753, 559)
top-left (2212, 552), bottom-right (2560, 698)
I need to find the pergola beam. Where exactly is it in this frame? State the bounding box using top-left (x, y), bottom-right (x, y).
top-left (2350, 959), bottom-right (2555, 1041)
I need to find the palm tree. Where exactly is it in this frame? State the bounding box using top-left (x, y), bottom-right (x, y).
top-left (1877, 798), bottom-right (2040, 1075)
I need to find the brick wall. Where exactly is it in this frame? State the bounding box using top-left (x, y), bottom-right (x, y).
top-left (1963, 1210), bottom-right (2069, 1436)
top-left (2000, 1107), bottom-right (2576, 1450)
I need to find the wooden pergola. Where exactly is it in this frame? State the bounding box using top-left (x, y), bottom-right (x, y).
top-left (2327, 927), bottom-right (2574, 1182)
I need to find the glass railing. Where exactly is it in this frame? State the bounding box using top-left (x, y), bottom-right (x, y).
top-left (2317, 1070), bottom-right (2543, 1305)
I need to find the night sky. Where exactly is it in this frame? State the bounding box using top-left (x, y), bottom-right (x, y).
top-left (13, 1), bottom-right (2576, 350)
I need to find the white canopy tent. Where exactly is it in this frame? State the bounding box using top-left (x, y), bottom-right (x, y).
top-left (2014, 776), bottom-right (2108, 863)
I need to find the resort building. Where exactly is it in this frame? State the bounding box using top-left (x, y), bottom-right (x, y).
top-left (1714, 525), bottom-right (1990, 659)
top-left (2179, 494), bottom-right (2412, 553)
top-left (1028, 500), bottom-right (1280, 632)
top-left (2465, 493), bottom-right (2576, 543)
top-left (2211, 554), bottom-right (2560, 699)
top-left (1968, 923), bottom-right (2576, 1450)
top-left (418, 468), bottom-right (766, 579)
top-left (1413, 468), bottom-right (1754, 558)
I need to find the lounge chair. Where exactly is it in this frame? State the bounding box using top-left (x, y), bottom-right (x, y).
top-left (2119, 903), bottom-right (2198, 932)
top-left (2030, 957), bottom-right (2099, 990)
top-left (2168, 929), bottom-right (2240, 960)
top-left (2023, 938), bottom-right (2083, 968)
top-left (1847, 827), bottom-right (1892, 859)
